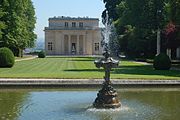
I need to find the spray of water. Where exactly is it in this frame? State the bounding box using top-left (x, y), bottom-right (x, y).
top-left (86, 106), bottom-right (130, 113)
top-left (102, 11), bottom-right (112, 51)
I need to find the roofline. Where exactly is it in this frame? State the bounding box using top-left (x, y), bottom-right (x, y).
top-left (44, 27), bottom-right (101, 31)
top-left (49, 16), bottom-right (99, 21)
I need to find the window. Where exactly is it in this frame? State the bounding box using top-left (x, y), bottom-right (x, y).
top-left (48, 42), bottom-right (53, 51)
top-left (72, 22), bottom-right (76, 27)
top-left (79, 22), bottom-right (83, 27)
top-left (65, 22), bottom-right (68, 27)
top-left (95, 43), bottom-right (99, 51)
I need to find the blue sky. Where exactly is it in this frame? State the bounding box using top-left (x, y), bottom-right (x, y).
top-left (32, 0), bottom-right (105, 40)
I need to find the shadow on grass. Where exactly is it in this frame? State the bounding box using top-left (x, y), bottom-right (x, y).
top-left (46, 57), bottom-right (96, 62)
top-left (47, 56), bottom-right (96, 59)
top-left (65, 64), bottom-right (180, 78)
top-left (68, 59), bottom-right (94, 62)
top-left (113, 65), bottom-right (180, 77)
top-left (64, 69), bottom-right (103, 72)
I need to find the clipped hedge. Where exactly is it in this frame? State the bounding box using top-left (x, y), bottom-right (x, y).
top-left (153, 53), bottom-right (171, 70)
top-left (38, 51), bottom-right (46, 58)
top-left (0, 47), bottom-right (15, 68)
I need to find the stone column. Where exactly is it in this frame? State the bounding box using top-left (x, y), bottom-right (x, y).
top-left (176, 47), bottom-right (180, 59)
top-left (83, 34), bottom-right (86, 55)
top-left (61, 34), bottom-right (64, 54)
top-left (157, 28), bottom-right (161, 55)
top-left (167, 48), bottom-right (171, 59)
top-left (68, 35), bottom-right (71, 55)
top-left (92, 32), bottom-right (95, 55)
top-left (77, 35), bottom-right (79, 55)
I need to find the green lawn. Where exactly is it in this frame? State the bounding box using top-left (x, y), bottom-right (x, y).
top-left (0, 57), bottom-right (180, 79)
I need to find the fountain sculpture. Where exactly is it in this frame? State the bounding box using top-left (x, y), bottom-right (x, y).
top-left (93, 12), bottom-right (121, 109)
top-left (93, 48), bottom-right (121, 108)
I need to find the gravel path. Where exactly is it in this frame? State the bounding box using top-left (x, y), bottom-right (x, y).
top-left (15, 56), bottom-right (37, 62)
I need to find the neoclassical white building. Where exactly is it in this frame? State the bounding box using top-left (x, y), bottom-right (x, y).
top-left (44, 16), bottom-right (102, 55)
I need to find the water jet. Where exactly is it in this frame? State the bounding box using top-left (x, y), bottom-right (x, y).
top-left (93, 11), bottom-right (121, 109)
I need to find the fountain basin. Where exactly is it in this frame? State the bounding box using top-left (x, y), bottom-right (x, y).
top-left (0, 88), bottom-right (180, 120)
top-left (94, 57), bottom-right (119, 68)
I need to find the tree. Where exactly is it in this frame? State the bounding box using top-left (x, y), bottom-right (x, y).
top-left (0, 9), bottom-right (6, 39)
top-left (102, 0), bottom-right (170, 58)
top-left (102, 0), bottom-right (122, 24)
top-left (0, 0), bottom-right (36, 57)
top-left (167, 0), bottom-right (180, 25)
top-left (25, 0), bottom-right (37, 48)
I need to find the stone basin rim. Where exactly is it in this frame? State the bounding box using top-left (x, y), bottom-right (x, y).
top-left (0, 79), bottom-right (180, 86)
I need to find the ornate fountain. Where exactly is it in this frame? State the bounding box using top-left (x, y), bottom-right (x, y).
top-left (93, 11), bottom-right (121, 109)
top-left (93, 47), bottom-right (121, 108)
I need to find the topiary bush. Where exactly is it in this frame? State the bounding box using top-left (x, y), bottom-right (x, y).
top-left (153, 53), bottom-right (171, 70)
top-left (38, 51), bottom-right (46, 58)
top-left (0, 47), bottom-right (15, 68)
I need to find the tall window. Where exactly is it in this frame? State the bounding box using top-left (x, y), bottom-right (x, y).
top-left (65, 22), bottom-right (68, 27)
top-left (48, 42), bottom-right (53, 51)
top-left (72, 22), bottom-right (76, 27)
top-left (95, 43), bottom-right (99, 51)
top-left (79, 22), bottom-right (83, 27)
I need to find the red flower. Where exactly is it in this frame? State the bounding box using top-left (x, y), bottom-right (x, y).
top-left (165, 22), bottom-right (176, 36)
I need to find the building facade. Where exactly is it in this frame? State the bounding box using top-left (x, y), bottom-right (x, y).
top-left (44, 16), bottom-right (102, 55)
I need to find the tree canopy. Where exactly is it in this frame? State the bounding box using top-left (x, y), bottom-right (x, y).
top-left (102, 0), bottom-right (180, 58)
top-left (0, 7), bottom-right (6, 39)
top-left (0, 0), bottom-right (36, 57)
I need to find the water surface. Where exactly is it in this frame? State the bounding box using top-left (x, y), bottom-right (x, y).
top-left (0, 88), bottom-right (180, 120)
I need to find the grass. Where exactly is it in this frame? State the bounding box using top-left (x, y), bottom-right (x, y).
top-left (0, 57), bottom-right (180, 79)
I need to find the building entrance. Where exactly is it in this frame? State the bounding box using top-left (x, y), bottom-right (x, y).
top-left (71, 43), bottom-right (76, 54)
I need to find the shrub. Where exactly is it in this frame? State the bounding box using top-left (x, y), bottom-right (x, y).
top-left (0, 47), bottom-right (15, 68)
top-left (153, 53), bottom-right (171, 70)
top-left (38, 51), bottom-right (46, 58)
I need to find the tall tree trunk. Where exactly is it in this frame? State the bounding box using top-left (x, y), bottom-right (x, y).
top-left (18, 48), bottom-right (23, 58)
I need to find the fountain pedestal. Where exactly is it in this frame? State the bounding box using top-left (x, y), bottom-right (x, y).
top-left (93, 81), bottom-right (121, 108)
top-left (93, 51), bottom-right (121, 109)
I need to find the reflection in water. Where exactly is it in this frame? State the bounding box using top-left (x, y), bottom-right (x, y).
top-left (120, 90), bottom-right (180, 120)
top-left (0, 89), bottom-right (179, 120)
top-left (0, 90), bottom-right (28, 120)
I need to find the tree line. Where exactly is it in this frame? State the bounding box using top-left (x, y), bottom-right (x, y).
top-left (0, 0), bottom-right (36, 57)
top-left (103, 0), bottom-right (180, 59)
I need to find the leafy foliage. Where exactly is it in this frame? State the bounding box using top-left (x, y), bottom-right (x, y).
top-left (0, 0), bottom-right (36, 57)
top-left (162, 22), bottom-right (180, 49)
top-left (0, 47), bottom-right (15, 68)
top-left (167, 0), bottom-right (180, 25)
top-left (38, 51), bottom-right (46, 58)
top-left (0, 7), bottom-right (6, 39)
top-left (153, 53), bottom-right (171, 70)
top-left (102, 0), bottom-right (180, 58)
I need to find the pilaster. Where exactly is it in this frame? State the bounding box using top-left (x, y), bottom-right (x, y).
top-left (77, 35), bottom-right (79, 55)
top-left (68, 35), bottom-right (71, 54)
top-left (176, 47), bottom-right (180, 59)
